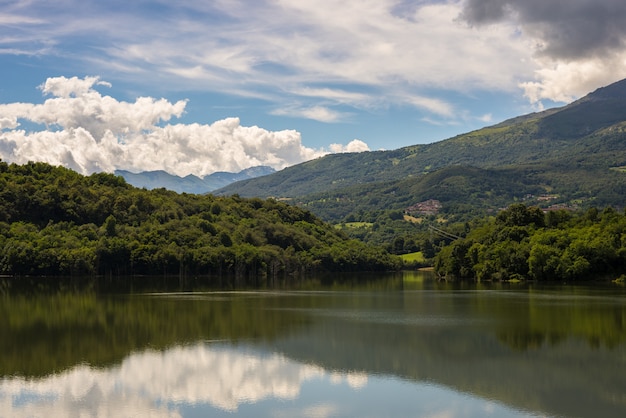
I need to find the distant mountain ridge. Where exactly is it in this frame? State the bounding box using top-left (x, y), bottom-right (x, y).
top-left (115, 166), bottom-right (275, 194)
top-left (215, 78), bottom-right (626, 221)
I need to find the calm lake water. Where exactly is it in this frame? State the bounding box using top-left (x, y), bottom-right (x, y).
top-left (1, 271), bottom-right (626, 418)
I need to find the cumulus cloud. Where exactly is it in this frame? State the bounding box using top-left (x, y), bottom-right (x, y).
top-left (518, 57), bottom-right (626, 104)
top-left (41, 75), bottom-right (111, 97)
top-left (0, 77), bottom-right (370, 177)
top-left (329, 139), bottom-right (370, 153)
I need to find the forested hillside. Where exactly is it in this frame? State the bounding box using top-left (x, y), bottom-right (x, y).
top-left (434, 204), bottom-right (626, 281)
top-left (0, 161), bottom-right (400, 280)
top-left (216, 78), bottom-right (626, 222)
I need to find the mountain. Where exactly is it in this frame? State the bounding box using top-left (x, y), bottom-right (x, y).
top-left (215, 78), bottom-right (626, 221)
top-left (115, 166), bottom-right (275, 194)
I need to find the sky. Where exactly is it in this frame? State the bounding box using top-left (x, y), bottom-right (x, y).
top-left (1, 0), bottom-right (626, 177)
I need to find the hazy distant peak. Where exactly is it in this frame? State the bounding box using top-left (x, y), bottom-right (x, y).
top-left (115, 166), bottom-right (275, 194)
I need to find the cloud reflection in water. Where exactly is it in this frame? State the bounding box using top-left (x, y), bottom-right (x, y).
top-left (0, 343), bottom-right (366, 417)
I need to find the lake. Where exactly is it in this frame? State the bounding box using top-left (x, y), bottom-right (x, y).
top-left (1, 271), bottom-right (625, 417)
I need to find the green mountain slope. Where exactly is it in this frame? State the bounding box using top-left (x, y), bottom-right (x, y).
top-left (297, 166), bottom-right (545, 221)
top-left (215, 79), bottom-right (626, 220)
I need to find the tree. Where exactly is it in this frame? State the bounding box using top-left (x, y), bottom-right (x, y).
top-left (104, 215), bottom-right (117, 237)
top-left (496, 203), bottom-right (545, 228)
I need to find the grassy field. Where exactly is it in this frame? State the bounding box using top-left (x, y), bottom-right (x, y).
top-left (403, 215), bottom-right (422, 223)
top-left (336, 222), bottom-right (374, 229)
top-left (400, 251), bottom-right (426, 263)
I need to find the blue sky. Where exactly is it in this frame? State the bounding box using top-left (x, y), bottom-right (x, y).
top-left (1, 0), bottom-right (626, 176)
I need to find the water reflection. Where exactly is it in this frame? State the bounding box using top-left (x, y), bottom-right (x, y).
top-left (1, 342), bottom-right (528, 418)
top-left (0, 343), bottom-right (321, 416)
top-left (1, 272), bottom-right (626, 417)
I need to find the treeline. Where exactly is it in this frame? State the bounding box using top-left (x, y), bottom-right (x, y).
top-left (434, 203), bottom-right (626, 281)
top-left (0, 161), bottom-right (400, 279)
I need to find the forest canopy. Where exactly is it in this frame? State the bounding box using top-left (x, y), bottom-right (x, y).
top-left (434, 203), bottom-right (626, 281)
top-left (0, 161), bottom-right (400, 280)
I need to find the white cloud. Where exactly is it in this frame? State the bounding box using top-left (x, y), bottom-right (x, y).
top-left (519, 54), bottom-right (626, 104)
top-left (0, 116), bottom-right (18, 130)
top-left (40, 75), bottom-right (111, 98)
top-left (272, 105), bottom-right (348, 123)
top-left (0, 1), bottom-right (537, 120)
top-left (3, 0), bottom-right (624, 134)
top-left (403, 95), bottom-right (455, 118)
top-left (0, 13), bottom-right (44, 25)
top-left (291, 87), bottom-right (371, 105)
top-left (478, 113), bottom-right (493, 123)
top-left (0, 77), bottom-right (335, 177)
top-left (329, 139), bottom-right (370, 153)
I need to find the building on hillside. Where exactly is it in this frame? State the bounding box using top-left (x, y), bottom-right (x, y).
top-left (542, 203), bottom-right (577, 212)
top-left (405, 199), bottom-right (442, 216)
